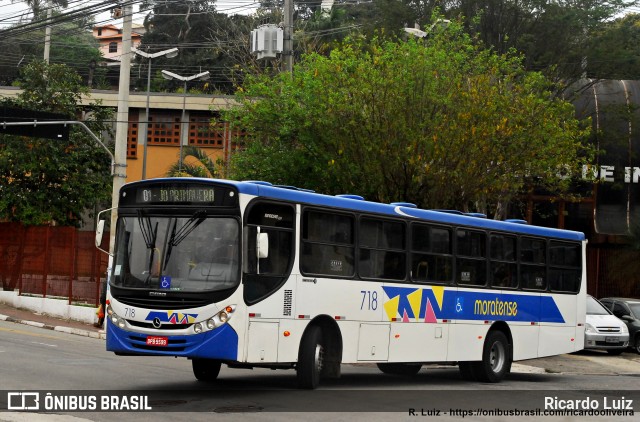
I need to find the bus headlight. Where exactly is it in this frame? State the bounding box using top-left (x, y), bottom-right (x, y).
top-left (194, 323), bottom-right (203, 334)
top-left (204, 305), bottom-right (236, 331)
top-left (107, 307), bottom-right (126, 329)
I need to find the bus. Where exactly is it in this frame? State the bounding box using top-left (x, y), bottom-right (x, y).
top-left (98, 178), bottom-right (586, 388)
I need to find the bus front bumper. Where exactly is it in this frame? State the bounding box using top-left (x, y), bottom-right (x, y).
top-left (106, 319), bottom-right (239, 360)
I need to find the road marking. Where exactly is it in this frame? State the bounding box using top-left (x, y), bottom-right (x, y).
top-left (0, 326), bottom-right (61, 341)
top-left (30, 341), bottom-right (58, 348)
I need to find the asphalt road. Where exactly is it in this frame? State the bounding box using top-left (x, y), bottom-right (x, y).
top-left (0, 319), bottom-right (638, 421)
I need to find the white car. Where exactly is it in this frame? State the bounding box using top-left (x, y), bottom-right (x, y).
top-left (585, 295), bottom-right (629, 355)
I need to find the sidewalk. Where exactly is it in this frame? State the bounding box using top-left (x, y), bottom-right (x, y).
top-left (0, 302), bottom-right (106, 340)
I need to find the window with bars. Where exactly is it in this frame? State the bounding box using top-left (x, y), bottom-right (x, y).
top-left (127, 113), bottom-right (138, 158)
top-left (188, 113), bottom-right (225, 147)
top-left (147, 113), bottom-right (181, 145)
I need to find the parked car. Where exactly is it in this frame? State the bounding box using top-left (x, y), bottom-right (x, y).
top-left (599, 297), bottom-right (640, 354)
top-left (584, 295), bottom-right (629, 355)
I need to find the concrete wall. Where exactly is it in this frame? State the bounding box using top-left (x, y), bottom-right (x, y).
top-left (0, 289), bottom-right (97, 325)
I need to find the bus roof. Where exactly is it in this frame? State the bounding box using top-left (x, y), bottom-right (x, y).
top-left (130, 178), bottom-right (586, 242)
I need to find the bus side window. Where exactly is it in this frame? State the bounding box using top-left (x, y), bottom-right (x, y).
top-left (301, 210), bottom-right (355, 277)
top-left (520, 237), bottom-right (546, 290)
top-left (456, 229), bottom-right (486, 287)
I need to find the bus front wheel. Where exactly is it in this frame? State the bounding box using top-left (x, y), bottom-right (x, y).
top-left (297, 325), bottom-right (324, 389)
top-left (473, 330), bottom-right (511, 383)
top-left (192, 358), bottom-right (221, 382)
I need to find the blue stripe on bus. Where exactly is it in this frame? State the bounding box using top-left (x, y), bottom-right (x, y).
top-left (106, 320), bottom-right (239, 360)
top-left (381, 286), bottom-right (565, 323)
top-left (137, 178), bottom-right (585, 241)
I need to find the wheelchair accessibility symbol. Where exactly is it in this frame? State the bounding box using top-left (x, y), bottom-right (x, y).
top-left (160, 276), bottom-right (171, 289)
top-left (456, 297), bottom-right (463, 313)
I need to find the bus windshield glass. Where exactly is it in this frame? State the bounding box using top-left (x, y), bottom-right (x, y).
top-left (112, 214), bottom-right (240, 293)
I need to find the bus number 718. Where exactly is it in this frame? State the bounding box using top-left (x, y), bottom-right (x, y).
top-left (361, 290), bottom-right (378, 311)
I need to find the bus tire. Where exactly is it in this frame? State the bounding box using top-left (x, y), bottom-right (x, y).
top-left (377, 363), bottom-right (422, 376)
top-left (297, 325), bottom-right (324, 389)
top-left (458, 362), bottom-right (477, 381)
top-left (473, 331), bottom-right (510, 383)
top-left (192, 359), bottom-right (221, 382)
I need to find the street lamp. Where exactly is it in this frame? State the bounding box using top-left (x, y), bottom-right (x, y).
top-left (404, 19), bottom-right (450, 38)
top-left (133, 47), bottom-right (179, 180)
top-left (161, 70), bottom-right (210, 174)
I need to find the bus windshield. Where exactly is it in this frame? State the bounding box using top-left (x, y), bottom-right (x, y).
top-left (112, 214), bottom-right (240, 293)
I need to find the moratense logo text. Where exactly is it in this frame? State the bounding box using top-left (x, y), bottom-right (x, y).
top-left (474, 297), bottom-right (518, 317)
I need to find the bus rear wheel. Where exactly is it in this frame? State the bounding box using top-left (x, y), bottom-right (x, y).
top-left (377, 363), bottom-right (422, 376)
top-left (192, 359), bottom-right (221, 382)
top-left (297, 325), bottom-right (324, 389)
top-left (472, 331), bottom-right (511, 383)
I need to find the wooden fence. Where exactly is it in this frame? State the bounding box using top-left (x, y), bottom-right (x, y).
top-left (0, 222), bottom-right (109, 305)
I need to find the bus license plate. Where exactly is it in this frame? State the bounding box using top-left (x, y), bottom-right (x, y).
top-left (605, 337), bottom-right (618, 343)
top-left (146, 336), bottom-right (168, 346)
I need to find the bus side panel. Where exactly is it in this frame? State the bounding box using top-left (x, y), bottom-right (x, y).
top-left (510, 322), bottom-right (541, 360)
top-left (538, 294), bottom-right (579, 357)
top-left (388, 322), bottom-right (449, 362)
top-left (445, 322), bottom-right (487, 362)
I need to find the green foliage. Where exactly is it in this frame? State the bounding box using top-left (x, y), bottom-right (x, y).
top-left (166, 146), bottom-right (219, 178)
top-left (0, 15), bottom-right (102, 86)
top-left (0, 60), bottom-right (113, 226)
top-left (225, 20), bottom-right (593, 217)
top-left (587, 13), bottom-right (640, 79)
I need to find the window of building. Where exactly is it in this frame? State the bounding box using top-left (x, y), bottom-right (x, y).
top-left (188, 113), bottom-right (225, 147)
top-left (147, 112), bottom-right (181, 145)
top-left (108, 42), bottom-right (117, 53)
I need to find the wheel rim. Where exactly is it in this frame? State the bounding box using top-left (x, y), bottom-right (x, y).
top-left (314, 344), bottom-right (324, 373)
top-left (490, 341), bottom-right (506, 373)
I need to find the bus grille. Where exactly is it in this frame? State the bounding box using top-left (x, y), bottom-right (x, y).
top-left (127, 320), bottom-right (194, 330)
top-left (115, 295), bottom-right (210, 310)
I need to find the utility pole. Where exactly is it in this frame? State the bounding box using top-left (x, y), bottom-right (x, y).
top-left (109, 4), bottom-right (133, 257)
top-left (282, 0), bottom-right (293, 73)
top-left (43, 0), bottom-right (52, 63)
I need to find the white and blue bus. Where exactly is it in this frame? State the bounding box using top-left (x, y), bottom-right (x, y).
top-left (101, 178), bottom-right (586, 388)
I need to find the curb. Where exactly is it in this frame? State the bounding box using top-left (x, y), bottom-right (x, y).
top-left (0, 313), bottom-right (106, 340)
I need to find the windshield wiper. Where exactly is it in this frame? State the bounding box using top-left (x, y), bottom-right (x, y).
top-left (163, 211), bottom-right (206, 269)
top-left (137, 210), bottom-right (159, 281)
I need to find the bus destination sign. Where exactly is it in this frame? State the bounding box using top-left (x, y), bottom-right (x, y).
top-left (135, 186), bottom-right (216, 204)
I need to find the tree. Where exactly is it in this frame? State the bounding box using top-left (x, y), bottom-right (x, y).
top-left (224, 20), bottom-right (593, 218)
top-left (0, 16), bottom-right (103, 87)
top-left (11, 0), bottom-right (69, 20)
top-left (586, 13), bottom-right (640, 79)
top-left (0, 60), bottom-right (113, 226)
top-left (166, 146), bottom-right (219, 178)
